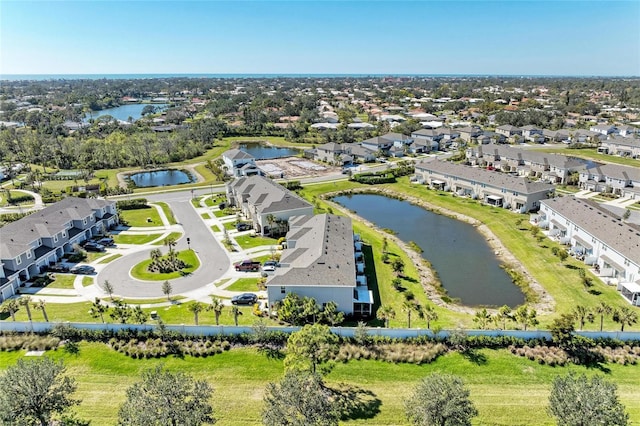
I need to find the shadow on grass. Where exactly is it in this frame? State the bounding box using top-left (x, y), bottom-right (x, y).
top-left (258, 346), bottom-right (285, 360)
top-left (565, 264), bottom-right (580, 270)
top-left (329, 383), bottom-right (382, 421)
top-left (362, 244), bottom-right (382, 322)
top-left (461, 349), bottom-right (488, 365)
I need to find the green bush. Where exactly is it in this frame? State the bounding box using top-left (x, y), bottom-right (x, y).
top-left (116, 198), bottom-right (149, 210)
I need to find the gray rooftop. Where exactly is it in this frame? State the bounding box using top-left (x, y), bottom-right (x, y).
top-left (228, 175), bottom-right (312, 215)
top-left (541, 196), bottom-right (640, 265)
top-left (267, 214), bottom-right (356, 287)
top-left (582, 163), bottom-right (640, 182)
top-left (416, 158), bottom-right (555, 194)
top-left (223, 149), bottom-right (255, 161)
top-left (472, 144), bottom-right (586, 170)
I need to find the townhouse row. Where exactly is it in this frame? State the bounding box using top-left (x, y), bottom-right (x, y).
top-left (0, 197), bottom-right (118, 301)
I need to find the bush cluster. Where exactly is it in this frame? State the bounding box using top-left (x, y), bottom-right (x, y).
top-left (109, 337), bottom-right (232, 359)
top-left (116, 198), bottom-right (149, 210)
top-left (0, 333), bottom-right (60, 352)
top-left (336, 342), bottom-right (446, 364)
top-left (592, 345), bottom-right (640, 365)
top-left (509, 345), bottom-right (570, 366)
top-left (147, 258), bottom-right (187, 273)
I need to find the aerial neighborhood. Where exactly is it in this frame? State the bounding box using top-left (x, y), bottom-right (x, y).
top-left (1, 75), bottom-right (640, 425)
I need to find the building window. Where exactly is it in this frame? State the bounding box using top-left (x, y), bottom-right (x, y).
top-left (83, 219), bottom-right (87, 225)
top-left (280, 286), bottom-right (285, 294)
top-left (62, 232), bottom-right (66, 237)
top-left (53, 235), bottom-right (58, 243)
top-left (16, 256), bottom-right (21, 265)
top-left (26, 251), bottom-right (32, 259)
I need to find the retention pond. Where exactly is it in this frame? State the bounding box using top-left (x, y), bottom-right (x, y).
top-left (333, 193), bottom-right (525, 307)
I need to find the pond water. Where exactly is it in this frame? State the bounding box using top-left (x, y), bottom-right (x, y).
top-left (129, 170), bottom-right (194, 187)
top-left (84, 103), bottom-right (167, 122)
top-left (238, 142), bottom-right (300, 159)
top-left (333, 193), bottom-right (525, 307)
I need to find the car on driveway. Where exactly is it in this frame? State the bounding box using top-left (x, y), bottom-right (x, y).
top-left (97, 237), bottom-right (115, 247)
top-left (70, 265), bottom-right (95, 275)
top-left (231, 293), bottom-right (258, 305)
top-left (83, 242), bottom-right (105, 252)
top-left (235, 223), bottom-right (252, 232)
top-left (46, 264), bottom-right (69, 273)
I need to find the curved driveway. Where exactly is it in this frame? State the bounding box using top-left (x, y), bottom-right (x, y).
top-left (98, 194), bottom-right (230, 298)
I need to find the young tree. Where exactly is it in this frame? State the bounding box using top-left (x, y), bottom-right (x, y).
top-left (595, 302), bottom-right (612, 332)
top-left (89, 298), bottom-right (108, 323)
top-left (33, 299), bottom-right (49, 322)
top-left (549, 313), bottom-right (577, 348)
top-left (102, 280), bottom-right (114, 299)
top-left (18, 296), bottom-right (33, 322)
top-left (548, 373), bottom-right (628, 426)
top-left (376, 305), bottom-right (396, 328)
top-left (231, 305), bottom-right (242, 326)
top-left (209, 297), bottom-right (224, 325)
top-left (391, 257), bottom-right (405, 277)
top-left (110, 299), bottom-right (132, 324)
top-left (473, 308), bottom-right (492, 330)
top-left (0, 358), bottom-right (80, 426)
top-left (319, 301), bottom-right (344, 326)
top-left (613, 306), bottom-right (638, 332)
top-left (572, 305), bottom-right (594, 331)
top-left (118, 365), bottom-right (215, 426)
top-left (262, 371), bottom-right (339, 426)
top-left (405, 373), bottom-right (478, 426)
top-left (421, 304), bottom-right (438, 330)
top-left (284, 323), bottom-right (339, 374)
top-left (189, 302), bottom-right (205, 325)
top-left (497, 305), bottom-right (513, 330)
top-left (0, 299), bottom-right (19, 321)
top-left (162, 280), bottom-right (173, 301)
top-left (514, 306), bottom-right (539, 331)
top-left (132, 306), bottom-right (149, 324)
top-left (402, 300), bottom-right (416, 328)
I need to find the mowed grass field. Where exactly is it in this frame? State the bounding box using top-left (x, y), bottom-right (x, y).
top-left (1, 344), bottom-right (639, 425)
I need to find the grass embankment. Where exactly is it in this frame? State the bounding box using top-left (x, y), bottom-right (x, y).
top-left (1, 344), bottom-right (639, 425)
top-left (233, 234), bottom-right (278, 250)
top-left (44, 274), bottom-right (76, 290)
top-left (226, 278), bottom-right (261, 292)
top-left (130, 249), bottom-right (200, 281)
top-left (0, 190), bottom-right (35, 207)
top-left (112, 233), bottom-right (163, 245)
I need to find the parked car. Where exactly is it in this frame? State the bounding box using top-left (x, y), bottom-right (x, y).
top-left (234, 259), bottom-right (261, 272)
top-left (262, 264), bottom-right (276, 272)
top-left (231, 293), bottom-right (258, 305)
top-left (236, 222), bottom-right (252, 232)
top-left (83, 242), bottom-right (105, 252)
top-left (263, 260), bottom-right (279, 268)
top-left (46, 264), bottom-right (69, 273)
top-left (70, 265), bottom-right (95, 275)
top-left (97, 237), bottom-right (115, 247)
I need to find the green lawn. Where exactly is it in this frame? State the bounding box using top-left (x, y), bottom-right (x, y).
top-left (214, 209), bottom-right (232, 218)
top-left (118, 296), bottom-right (186, 304)
top-left (118, 207), bottom-right (162, 227)
top-left (85, 251), bottom-right (108, 262)
top-left (154, 202), bottom-right (177, 225)
top-left (82, 277), bottom-right (94, 287)
top-left (97, 254), bottom-right (123, 264)
top-left (112, 233), bottom-right (163, 245)
top-left (151, 232), bottom-right (183, 246)
top-left (0, 190), bottom-right (34, 207)
top-left (226, 278), bottom-right (261, 292)
top-left (222, 221), bottom-right (237, 230)
top-left (201, 213), bottom-right (210, 219)
top-left (211, 225), bottom-right (221, 232)
top-left (1, 344), bottom-right (639, 425)
top-left (233, 234), bottom-right (278, 250)
top-left (130, 250), bottom-right (200, 281)
top-left (45, 274), bottom-right (77, 289)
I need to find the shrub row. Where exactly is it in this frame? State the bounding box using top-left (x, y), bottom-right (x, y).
top-left (116, 198), bottom-right (149, 210)
top-left (0, 334), bottom-right (60, 352)
top-left (109, 337), bottom-right (232, 359)
top-left (336, 342), bottom-right (446, 364)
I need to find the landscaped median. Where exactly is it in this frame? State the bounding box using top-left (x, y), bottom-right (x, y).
top-left (130, 249), bottom-right (200, 281)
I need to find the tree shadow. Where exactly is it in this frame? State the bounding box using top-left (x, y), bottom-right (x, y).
top-left (461, 349), bottom-right (488, 365)
top-left (258, 346), bottom-right (285, 360)
top-left (328, 383), bottom-right (382, 421)
top-left (565, 264), bottom-right (580, 270)
top-left (588, 289), bottom-right (602, 296)
top-left (567, 346), bottom-right (611, 374)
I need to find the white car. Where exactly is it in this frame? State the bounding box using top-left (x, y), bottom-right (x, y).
top-left (262, 264), bottom-right (276, 272)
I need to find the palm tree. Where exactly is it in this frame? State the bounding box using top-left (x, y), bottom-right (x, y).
top-left (231, 305), bottom-right (242, 326)
top-left (102, 280), bottom-right (114, 300)
top-left (473, 308), bottom-right (492, 330)
top-left (89, 298), bottom-right (107, 323)
top-left (33, 299), bottom-right (49, 322)
top-left (150, 248), bottom-right (162, 262)
top-left (613, 306), bottom-right (638, 332)
top-left (402, 300), bottom-right (415, 328)
top-left (19, 296), bottom-right (33, 322)
top-left (265, 214), bottom-right (276, 236)
top-left (0, 299), bottom-right (19, 321)
top-left (573, 305), bottom-right (594, 331)
top-left (421, 304), bottom-right (438, 330)
top-left (392, 258), bottom-right (405, 277)
top-left (163, 236), bottom-right (177, 267)
top-left (595, 302), bottom-right (612, 332)
top-left (376, 305), bottom-right (395, 328)
top-left (189, 302), bottom-right (204, 325)
top-left (209, 297), bottom-right (224, 325)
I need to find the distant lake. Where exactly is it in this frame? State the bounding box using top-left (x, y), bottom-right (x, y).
top-left (238, 143), bottom-right (300, 159)
top-left (333, 193), bottom-right (524, 308)
top-left (84, 104), bottom-right (167, 122)
top-left (129, 169), bottom-right (194, 187)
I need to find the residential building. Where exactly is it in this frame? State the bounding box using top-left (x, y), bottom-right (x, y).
top-left (222, 149), bottom-right (257, 177)
top-left (598, 136), bottom-right (640, 158)
top-left (458, 126), bottom-right (482, 143)
top-left (360, 133), bottom-right (412, 154)
top-left (495, 124), bottom-right (522, 138)
top-left (466, 144), bottom-right (586, 184)
top-left (414, 158), bottom-right (554, 212)
top-left (266, 214), bottom-right (374, 316)
top-left (578, 163), bottom-right (640, 199)
top-left (589, 124), bottom-right (617, 136)
top-left (225, 175), bottom-right (313, 236)
top-left (411, 129), bottom-right (442, 152)
top-left (617, 125), bottom-right (639, 138)
top-left (534, 197), bottom-right (640, 306)
top-left (0, 197), bottom-right (117, 301)
top-left (521, 125), bottom-right (543, 141)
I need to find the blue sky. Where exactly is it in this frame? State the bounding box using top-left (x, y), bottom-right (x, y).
top-left (1, 1), bottom-right (639, 76)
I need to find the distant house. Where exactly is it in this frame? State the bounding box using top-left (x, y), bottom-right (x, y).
top-left (315, 142), bottom-right (345, 164)
top-left (535, 197), bottom-right (640, 306)
top-left (222, 149), bottom-right (257, 177)
top-left (589, 124), bottom-right (617, 136)
top-left (458, 126), bottom-right (482, 143)
top-left (225, 175), bottom-right (313, 236)
top-left (496, 125), bottom-right (523, 139)
top-left (543, 129), bottom-right (570, 144)
top-left (598, 136), bottom-right (640, 158)
top-left (360, 133), bottom-right (411, 154)
top-left (0, 197), bottom-right (117, 301)
top-left (411, 129), bottom-right (442, 152)
top-left (617, 125), bottom-right (639, 138)
top-left (415, 158), bottom-right (554, 212)
top-left (266, 214), bottom-right (374, 317)
top-left (578, 163), bottom-right (640, 199)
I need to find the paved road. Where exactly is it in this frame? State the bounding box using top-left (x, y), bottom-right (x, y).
top-left (98, 197), bottom-right (229, 298)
